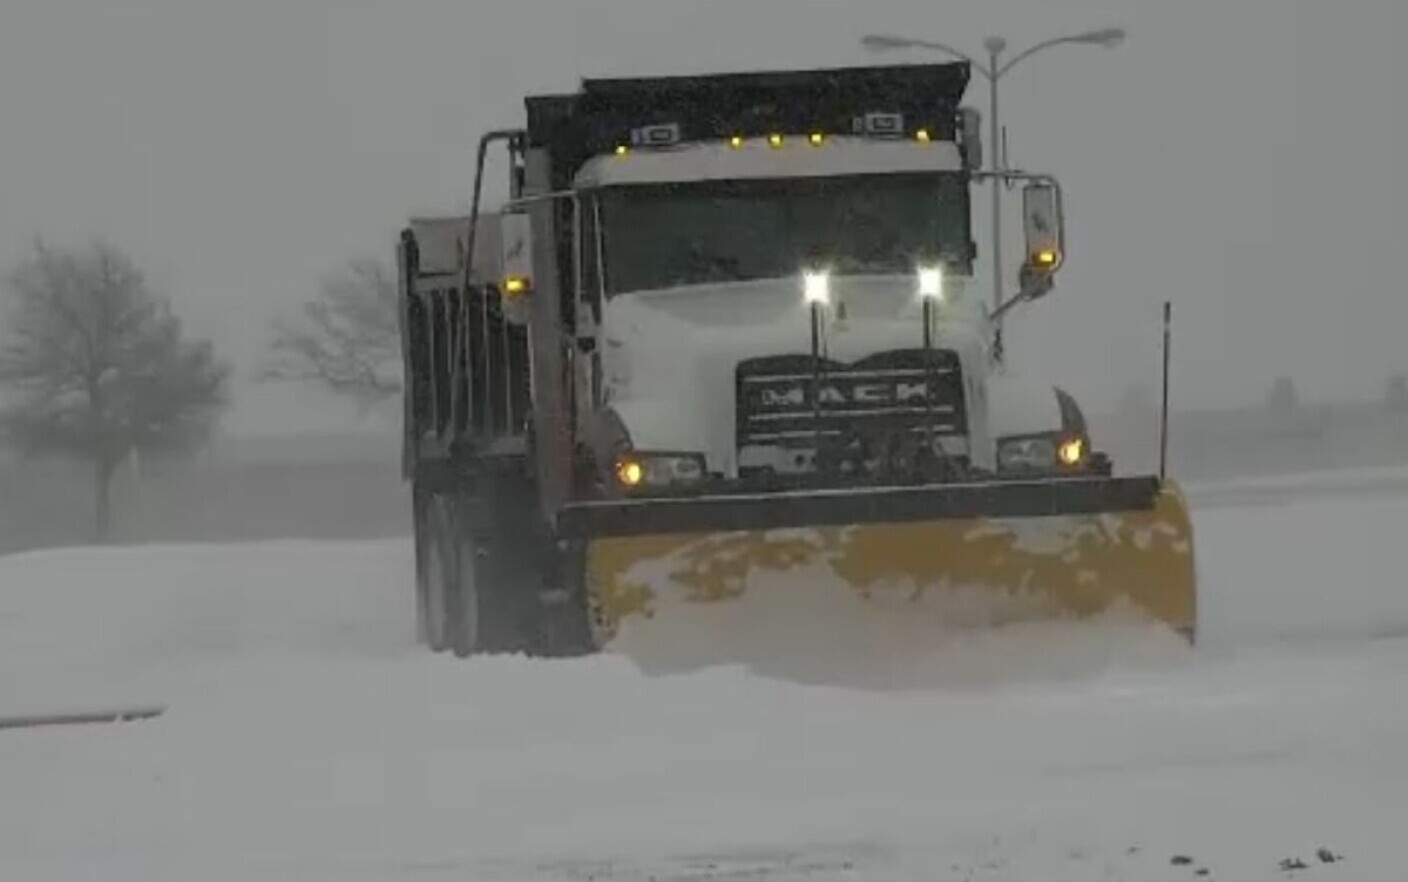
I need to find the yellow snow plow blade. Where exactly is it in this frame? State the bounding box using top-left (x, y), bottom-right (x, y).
top-left (564, 477), bottom-right (1197, 649)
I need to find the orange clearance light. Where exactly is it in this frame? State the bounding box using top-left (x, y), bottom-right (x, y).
top-left (768, 133), bottom-right (784, 149)
top-left (729, 135), bottom-right (745, 149)
top-left (1034, 248), bottom-right (1062, 270)
top-left (616, 459), bottom-right (644, 487)
top-left (503, 276), bottom-right (529, 297)
top-left (1058, 437), bottom-right (1085, 466)
top-left (808, 132), bottom-right (825, 146)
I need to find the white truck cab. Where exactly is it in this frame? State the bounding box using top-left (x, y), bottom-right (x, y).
top-left (496, 112), bottom-right (1083, 491)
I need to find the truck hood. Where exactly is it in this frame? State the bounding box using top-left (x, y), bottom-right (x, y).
top-left (598, 276), bottom-right (993, 475)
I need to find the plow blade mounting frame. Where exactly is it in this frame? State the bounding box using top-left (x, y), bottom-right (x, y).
top-left (557, 476), bottom-right (1164, 539)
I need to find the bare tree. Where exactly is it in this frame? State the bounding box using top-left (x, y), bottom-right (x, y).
top-left (0, 239), bottom-right (229, 541)
top-left (262, 257), bottom-right (401, 410)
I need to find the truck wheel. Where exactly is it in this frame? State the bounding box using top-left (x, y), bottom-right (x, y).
top-left (417, 492), bottom-right (460, 653)
top-left (414, 550), bottom-right (434, 647)
top-left (412, 490), bottom-right (433, 647)
top-left (529, 540), bottom-right (601, 658)
top-left (444, 527), bottom-right (484, 658)
top-left (424, 492), bottom-right (488, 657)
top-left (434, 489), bottom-right (534, 657)
top-left (415, 468), bottom-right (556, 658)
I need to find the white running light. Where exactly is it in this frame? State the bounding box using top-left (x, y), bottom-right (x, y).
top-left (918, 265), bottom-right (944, 300)
top-left (803, 269), bottom-right (831, 304)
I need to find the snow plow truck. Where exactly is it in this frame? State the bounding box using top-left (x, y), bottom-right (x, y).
top-left (395, 60), bottom-right (1197, 659)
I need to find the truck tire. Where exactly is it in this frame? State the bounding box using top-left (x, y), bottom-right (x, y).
top-left (415, 491), bottom-right (462, 653)
top-left (434, 492), bottom-right (502, 657)
top-left (439, 497), bottom-right (484, 657)
top-left (418, 477), bottom-right (548, 657)
top-left (536, 592), bottom-right (598, 657)
top-left (414, 459), bottom-right (595, 658)
top-left (412, 488), bottom-right (479, 654)
top-left (524, 449), bottom-right (608, 658)
top-left (529, 539), bottom-right (600, 658)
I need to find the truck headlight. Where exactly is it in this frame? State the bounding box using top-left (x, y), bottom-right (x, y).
top-left (802, 269), bottom-right (830, 304)
top-left (997, 436), bottom-right (1056, 471)
top-left (996, 434), bottom-right (1089, 472)
top-left (917, 265), bottom-right (944, 300)
top-left (615, 452), bottom-right (707, 490)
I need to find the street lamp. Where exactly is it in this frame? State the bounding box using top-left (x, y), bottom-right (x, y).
top-left (861, 28), bottom-right (1126, 335)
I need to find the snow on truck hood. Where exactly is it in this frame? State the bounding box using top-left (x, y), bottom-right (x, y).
top-left (599, 276), bottom-right (991, 472)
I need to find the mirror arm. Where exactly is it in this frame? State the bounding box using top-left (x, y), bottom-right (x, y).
top-left (971, 169), bottom-right (1059, 188)
top-left (989, 293), bottom-right (1026, 324)
top-left (989, 263), bottom-right (1056, 323)
top-left (463, 129), bottom-right (526, 295)
top-left (503, 189), bottom-right (579, 210)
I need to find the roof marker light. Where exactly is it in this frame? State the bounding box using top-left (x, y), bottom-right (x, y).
top-left (808, 132), bottom-right (825, 146)
top-left (916, 128), bottom-right (932, 143)
top-left (631, 122), bottom-right (682, 147)
top-left (861, 112), bottom-right (905, 137)
top-left (729, 135), bottom-right (745, 149)
top-left (768, 133), bottom-right (784, 149)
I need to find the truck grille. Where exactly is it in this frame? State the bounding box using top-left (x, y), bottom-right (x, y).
top-left (735, 350), bottom-right (968, 449)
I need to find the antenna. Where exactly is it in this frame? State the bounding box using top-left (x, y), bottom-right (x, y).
top-left (1159, 300), bottom-right (1172, 482)
top-left (1001, 125), bottom-right (1012, 188)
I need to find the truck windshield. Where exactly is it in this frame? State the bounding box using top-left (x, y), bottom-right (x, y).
top-left (596, 173), bottom-right (971, 296)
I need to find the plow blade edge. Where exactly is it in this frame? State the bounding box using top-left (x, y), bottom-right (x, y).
top-left (557, 476), bottom-right (1197, 648)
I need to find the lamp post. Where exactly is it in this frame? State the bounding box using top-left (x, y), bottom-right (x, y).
top-left (861, 28), bottom-right (1126, 338)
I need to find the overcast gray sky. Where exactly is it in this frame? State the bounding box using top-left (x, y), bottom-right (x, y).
top-left (1, 0), bottom-right (1405, 436)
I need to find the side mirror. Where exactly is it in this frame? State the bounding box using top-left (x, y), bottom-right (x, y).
top-left (956, 107), bottom-right (983, 172)
top-left (499, 211), bottom-right (534, 324)
top-left (1020, 181), bottom-right (1064, 296)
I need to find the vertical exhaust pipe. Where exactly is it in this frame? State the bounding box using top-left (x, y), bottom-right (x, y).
top-left (1159, 300), bottom-right (1172, 482)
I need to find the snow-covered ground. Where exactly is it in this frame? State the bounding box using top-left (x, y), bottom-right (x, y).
top-left (3, 472), bottom-right (1407, 880)
top-left (1185, 464), bottom-right (1408, 510)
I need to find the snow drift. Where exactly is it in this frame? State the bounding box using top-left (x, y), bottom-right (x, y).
top-left (3, 476), bottom-right (1407, 880)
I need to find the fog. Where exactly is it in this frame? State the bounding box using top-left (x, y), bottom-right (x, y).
top-left (2, 0), bottom-right (1407, 549)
